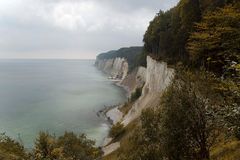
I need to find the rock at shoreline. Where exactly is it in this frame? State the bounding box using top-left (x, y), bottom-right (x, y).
top-left (106, 106), bottom-right (123, 125)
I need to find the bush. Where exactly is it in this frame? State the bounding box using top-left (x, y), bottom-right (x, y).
top-left (0, 133), bottom-right (28, 159)
top-left (130, 87), bottom-right (142, 102)
top-left (235, 129), bottom-right (240, 140)
top-left (121, 70), bottom-right (229, 160)
top-left (33, 131), bottom-right (102, 160)
top-left (110, 122), bottom-right (125, 139)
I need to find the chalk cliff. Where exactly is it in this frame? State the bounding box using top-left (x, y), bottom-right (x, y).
top-left (96, 55), bottom-right (174, 155)
top-left (96, 56), bottom-right (174, 125)
top-left (95, 57), bottom-right (128, 80)
top-left (122, 56), bottom-right (174, 125)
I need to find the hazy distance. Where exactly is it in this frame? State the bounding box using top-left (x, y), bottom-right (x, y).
top-left (0, 0), bottom-right (179, 59)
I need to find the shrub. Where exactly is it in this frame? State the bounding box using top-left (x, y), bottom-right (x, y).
top-left (121, 70), bottom-right (228, 160)
top-left (0, 133), bottom-right (28, 159)
top-left (130, 87), bottom-right (142, 102)
top-left (33, 131), bottom-right (102, 160)
top-left (110, 122), bottom-right (125, 139)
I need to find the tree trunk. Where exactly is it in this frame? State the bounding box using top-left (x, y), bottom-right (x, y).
top-left (199, 145), bottom-right (209, 160)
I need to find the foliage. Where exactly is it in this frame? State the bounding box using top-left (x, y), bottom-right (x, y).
top-left (143, 0), bottom-right (234, 64)
top-left (211, 140), bottom-right (240, 160)
top-left (158, 70), bottom-right (224, 160)
top-left (104, 120), bottom-right (139, 160)
top-left (120, 109), bottom-right (163, 160)
top-left (119, 101), bottom-right (134, 116)
top-left (0, 133), bottom-right (28, 160)
top-left (110, 122), bottom-right (125, 139)
top-left (34, 132), bottom-right (59, 159)
top-left (0, 131), bottom-right (101, 160)
top-left (33, 131), bottom-right (102, 160)
top-left (121, 69), bottom-right (239, 160)
top-left (187, 3), bottom-right (240, 78)
top-left (130, 87), bottom-right (142, 102)
top-left (143, 0), bottom-right (202, 63)
top-left (57, 132), bottom-right (101, 160)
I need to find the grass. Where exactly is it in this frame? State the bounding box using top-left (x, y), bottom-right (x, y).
top-left (103, 118), bottom-right (140, 160)
top-left (211, 139), bottom-right (240, 160)
top-left (119, 102), bottom-right (134, 116)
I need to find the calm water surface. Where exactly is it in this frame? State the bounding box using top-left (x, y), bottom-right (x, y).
top-left (0, 59), bottom-right (126, 148)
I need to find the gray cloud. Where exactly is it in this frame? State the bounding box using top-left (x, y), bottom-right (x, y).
top-left (0, 0), bottom-right (179, 59)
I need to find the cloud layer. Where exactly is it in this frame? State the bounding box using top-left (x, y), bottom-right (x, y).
top-left (0, 0), bottom-right (179, 59)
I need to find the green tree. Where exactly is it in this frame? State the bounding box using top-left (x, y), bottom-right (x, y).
top-left (121, 70), bottom-right (232, 160)
top-left (0, 133), bottom-right (28, 160)
top-left (159, 71), bottom-right (220, 160)
top-left (33, 132), bottom-right (101, 160)
top-left (57, 132), bottom-right (101, 160)
top-left (143, 0), bottom-right (202, 63)
top-left (34, 132), bottom-right (58, 160)
top-left (187, 3), bottom-right (240, 78)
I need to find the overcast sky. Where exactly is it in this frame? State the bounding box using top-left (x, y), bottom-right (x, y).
top-left (0, 0), bottom-right (179, 59)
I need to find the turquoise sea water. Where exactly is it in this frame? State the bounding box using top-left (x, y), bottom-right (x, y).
top-left (0, 59), bottom-right (126, 148)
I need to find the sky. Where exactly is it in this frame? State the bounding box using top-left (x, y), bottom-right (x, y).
top-left (0, 0), bottom-right (179, 59)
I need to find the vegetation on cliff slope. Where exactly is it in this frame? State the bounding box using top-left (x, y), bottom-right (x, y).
top-left (120, 69), bottom-right (239, 160)
top-left (0, 132), bottom-right (101, 160)
top-left (0, 133), bottom-right (29, 159)
top-left (110, 122), bottom-right (125, 139)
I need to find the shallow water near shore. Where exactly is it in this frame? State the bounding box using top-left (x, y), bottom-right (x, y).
top-left (0, 59), bottom-right (127, 148)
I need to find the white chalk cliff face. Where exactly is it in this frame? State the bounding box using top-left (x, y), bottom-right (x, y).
top-left (96, 56), bottom-right (174, 155)
top-left (142, 56), bottom-right (174, 95)
top-left (95, 58), bottom-right (128, 80)
top-left (120, 66), bottom-right (146, 95)
top-left (122, 56), bottom-right (174, 125)
top-left (96, 56), bottom-right (174, 126)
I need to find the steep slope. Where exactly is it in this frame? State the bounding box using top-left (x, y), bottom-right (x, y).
top-left (95, 57), bottom-right (129, 80)
top-left (95, 50), bottom-right (175, 155)
top-left (122, 56), bottom-right (174, 126)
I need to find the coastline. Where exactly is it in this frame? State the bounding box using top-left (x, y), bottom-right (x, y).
top-left (94, 59), bottom-right (131, 155)
top-left (97, 79), bottom-right (129, 151)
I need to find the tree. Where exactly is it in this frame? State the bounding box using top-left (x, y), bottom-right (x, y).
top-left (159, 71), bottom-right (220, 160)
top-left (33, 132), bottom-right (102, 160)
top-left (34, 132), bottom-right (58, 159)
top-left (143, 0), bottom-right (202, 63)
top-left (121, 70), bottom-right (229, 160)
top-left (58, 132), bottom-right (101, 160)
top-left (187, 3), bottom-right (240, 78)
top-left (0, 133), bottom-right (28, 159)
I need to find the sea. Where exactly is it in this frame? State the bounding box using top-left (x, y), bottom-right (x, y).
top-left (0, 59), bottom-right (126, 148)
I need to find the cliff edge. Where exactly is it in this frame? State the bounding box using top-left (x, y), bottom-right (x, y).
top-left (95, 54), bottom-right (174, 156)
